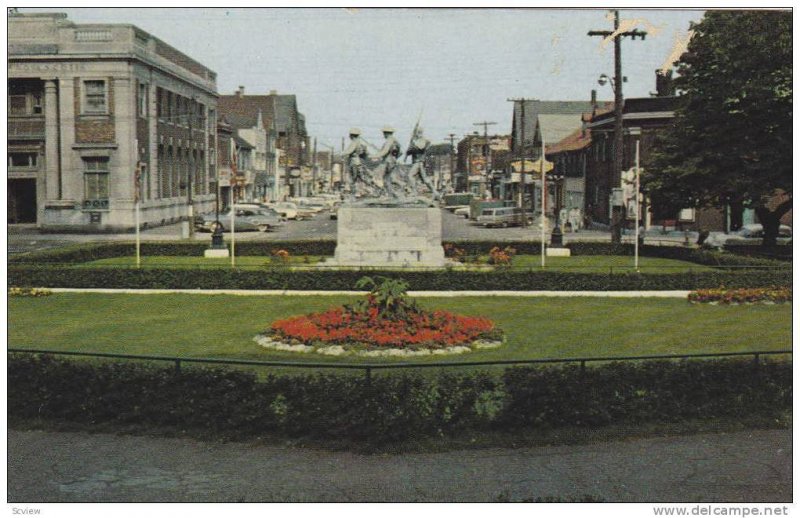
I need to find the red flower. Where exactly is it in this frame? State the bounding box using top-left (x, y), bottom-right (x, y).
top-left (270, 305), bottom-right (498, 349)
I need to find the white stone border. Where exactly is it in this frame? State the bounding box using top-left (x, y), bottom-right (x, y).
top-left (46, 288), bottom-right (692, 298)
top-left (254, 334), bottom-right (503, 357)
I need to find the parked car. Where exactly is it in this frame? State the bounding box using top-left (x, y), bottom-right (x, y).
top-left (475, 207), bottom-right (534, 228)
top-left (454, 207), bottom-right (470, 219)
top-left (267, 202), bottom-right (308, 220)
top-left (294, 200), bottom-right (326, 213)
top-left (703, 224), bottom-right (792, 249)
top-left (194, 207), bottom-right (282, 233)
top-left (234, 203), bottom-right (286, 224)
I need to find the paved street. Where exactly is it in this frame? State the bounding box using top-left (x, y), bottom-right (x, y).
top-left (7, 428), bottom-right (791, 503)
top-left (8, 209), bottom-right (693, 255)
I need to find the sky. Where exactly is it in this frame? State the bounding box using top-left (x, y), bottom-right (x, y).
top-left (22, 7), bottom-right (704, 149)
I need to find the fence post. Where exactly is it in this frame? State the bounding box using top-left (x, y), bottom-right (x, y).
top-left (365, 366), bottom-right (372, 385)
top-left (175, 359), bottom-right (181, 375)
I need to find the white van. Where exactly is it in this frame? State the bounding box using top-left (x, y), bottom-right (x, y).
top-left (475, 207), bottom-right (533, 228)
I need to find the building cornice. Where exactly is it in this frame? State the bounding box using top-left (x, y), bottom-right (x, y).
top-left (9, 53), bottom-right (218, 97)
top-left (586, 111), bottom-right (675, 129)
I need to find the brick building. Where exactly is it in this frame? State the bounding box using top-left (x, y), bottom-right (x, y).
top-left (506, 100), bottom-right (595, 215)
top-left (8, 12), bottom-right (218, 231)
top-left (455, 135), bottom-right (510, 197)
top-left (217, 88), bottom-right (310, 199)
top-left (583, 93), bottom-right (730, 232)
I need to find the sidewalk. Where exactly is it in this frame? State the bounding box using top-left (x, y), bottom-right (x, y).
top-left (47, 288), bottom-right (692, 297)
top-left (8, 428), bottom-right (791, 502)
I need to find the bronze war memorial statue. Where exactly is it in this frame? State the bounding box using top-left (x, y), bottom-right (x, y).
top-left (326, 124), bottom-right (452, 268)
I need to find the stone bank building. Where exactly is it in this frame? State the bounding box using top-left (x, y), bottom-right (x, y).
top-left (8, 12), bottom-right (218, 231)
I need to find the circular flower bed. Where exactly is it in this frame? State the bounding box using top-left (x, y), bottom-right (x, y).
top-left (255, 276), bottom-right (504, 357)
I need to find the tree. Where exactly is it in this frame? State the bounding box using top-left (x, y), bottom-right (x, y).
top-left (644, 11), bottom-right (792, 246)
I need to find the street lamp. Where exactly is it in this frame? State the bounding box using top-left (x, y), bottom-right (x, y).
top-left (549, 171), bottom-right (566, 246)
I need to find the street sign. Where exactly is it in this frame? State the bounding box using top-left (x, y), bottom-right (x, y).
top-left (611, 188), bottom-right (624, 207)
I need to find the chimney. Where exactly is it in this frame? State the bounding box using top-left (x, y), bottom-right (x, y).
top-left (236, 85), bottom-right (245, 96)
top-left (269, 89), bottom-right (277, 95)
top-left (655, 69), bottom-right (675, 97)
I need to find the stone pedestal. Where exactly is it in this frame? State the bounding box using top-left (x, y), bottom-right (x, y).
top-left (204, 248), bottom-right (230, 258)
top-left (326, 206), bottom-right (450, 267)
top-left (546, 247), bottom-right (571, 257)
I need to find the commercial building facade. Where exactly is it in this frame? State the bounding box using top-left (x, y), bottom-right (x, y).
top-left (8, 12), bottom-right (217, 231)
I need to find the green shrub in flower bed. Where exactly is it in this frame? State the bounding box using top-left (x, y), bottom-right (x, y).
top-left (8, 287), bottom-right (53, 297)
top-left (688, 287), bottom-right (792, 305)
top-left (7, 353), bottom-right (791, 444)
top-left (7, 263), bottom-right (791, 291)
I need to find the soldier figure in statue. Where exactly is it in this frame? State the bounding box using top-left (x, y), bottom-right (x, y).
top-left (405, 126), bottom-right (439, 200)
top-left (342, 128), bottom-right (379, 199)
top-left (373, 126), bottom-right (402, 198)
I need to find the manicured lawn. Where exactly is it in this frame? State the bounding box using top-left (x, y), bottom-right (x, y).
top-left (80, 254), bottom-right (713, 273)
top-left (8, 293), bottom-right (790, 365)
top-left (511, 255), bottom-right (715, 272)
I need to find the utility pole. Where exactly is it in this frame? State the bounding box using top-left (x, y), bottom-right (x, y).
top-left (473, 121), bottom-right (497, 199)
top-left (589, 10), bottom-right (646, 243)
top-left (507, 98), bottom-right (532, 226)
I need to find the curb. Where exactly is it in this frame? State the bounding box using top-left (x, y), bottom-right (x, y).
top-left (45, 288), bottom-right (693, 298)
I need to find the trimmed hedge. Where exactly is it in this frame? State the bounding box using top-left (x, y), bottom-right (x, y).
top-left (8, 354), bottom-right (791, 443)
top-left (10, 240), bottom-right (789, 268)
top-left (9, 240), bottom-right (788, 291)
top-left (7, 264), bottom-right (791, 290)
top-left (8, 240), bottom-right (338, 263)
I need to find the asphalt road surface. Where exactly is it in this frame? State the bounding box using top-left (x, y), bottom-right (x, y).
top-left (8, 428), bottom-right (791, 503)
top-left (8, 209), bottom-right (641, 256)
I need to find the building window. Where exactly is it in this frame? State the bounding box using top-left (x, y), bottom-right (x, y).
top-left (137, 162), bottom-right (149, 201)
top-left (9, 95), bottom-right (28, 115)
top-left (83, 80), bottom-right (107, 114)
top-left (156, 87), bottom-right (164, 119)
top-left (138, 82), bottom-right (148, 118)
top-left (8, 152), bottom-right (38, 168)
top-left (83, 157), bottom-right (110, 202)
top-left (166, 91), bottom-right (174, 121)
top-left (157, 144), bottom-right (165, 198)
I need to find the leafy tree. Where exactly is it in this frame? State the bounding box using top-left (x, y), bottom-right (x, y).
top-left (644, 11), bottom-right (792, 246)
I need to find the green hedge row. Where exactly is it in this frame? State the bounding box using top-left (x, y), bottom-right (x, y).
top-left (8, 265), bottom-right (791, 290)
top-left (10, 240), bottom-right (788, 268)
top-left (8, 240), bottom-right (339, 263)
top-left (8, 354), bottom-right (791, 444)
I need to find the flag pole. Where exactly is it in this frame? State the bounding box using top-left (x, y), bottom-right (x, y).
top-left (540, 135), bottom-right (546, 268)
top-left (134, 154), bottom-right (141, 269)
top-left (634, 139), bottom-right (641, 272)
top-left (135, 200), bottom-right (141, 268)
top-left (230, 188), bottom-right (236, 268)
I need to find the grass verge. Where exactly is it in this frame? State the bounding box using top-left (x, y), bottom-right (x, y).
top-left (79, 254), bottom-right (715, 273)
top-left (8, 293), bottom-right (791, 365)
